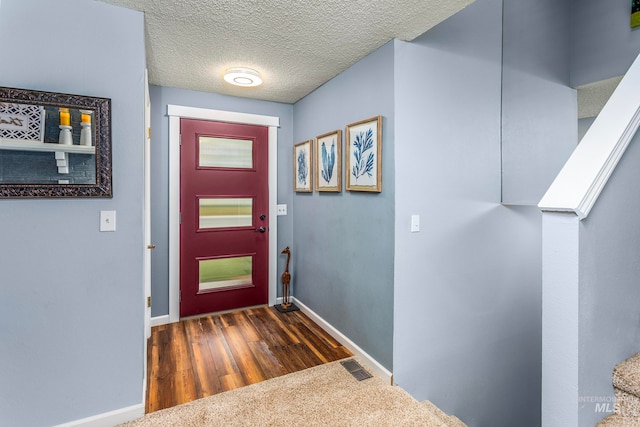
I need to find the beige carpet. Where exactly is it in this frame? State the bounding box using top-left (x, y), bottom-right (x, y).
top-left (120, 359), bottom-right (465, 426)
top-left (596, 352), bottom-right (640, 426)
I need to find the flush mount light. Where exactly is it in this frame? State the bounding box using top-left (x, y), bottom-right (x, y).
top-left (223, 67), bottom-right (263, 87)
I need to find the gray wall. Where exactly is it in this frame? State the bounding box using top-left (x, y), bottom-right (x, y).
top-left (577, 128), bottom-right (640, 425)
top-left (292, 42), bottom-right (395, 370)
top-left (540, 130), bottom-right (640, 427)
top-left (393, 1), bottom-right (542, 426)
top-left (541, 212), bottom-right (580, 427)
top-left (571, 0), bottom-right (640, 87)
top-left (0, 0), bottom-right (146, 426)
top-left (578, 117), bottom-right (596, 141)
top-left (501, 0), bottom-right (577, 205)
top-left (149, 86), bottom-right (293, 317)
top-left (541, 1), bottom-right (640, 425)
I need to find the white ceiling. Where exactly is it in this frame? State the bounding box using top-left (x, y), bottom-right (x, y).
top-left (97, 0), bottom-right (473, 104)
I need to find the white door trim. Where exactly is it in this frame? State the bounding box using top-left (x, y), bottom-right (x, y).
top-left (167, 105), bottom-right (279, 323)
top-left (143, 70), bottom-right (151, 408)
top-left (144, 72), bottom-right (152, 339)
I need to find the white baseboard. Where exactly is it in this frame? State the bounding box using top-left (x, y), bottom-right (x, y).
top-left (283, 297), bottom-right (393, 384)
top-left (151, 314), bottom-right (169, 327)
top-left (53, 403), bottom-right (144, 427)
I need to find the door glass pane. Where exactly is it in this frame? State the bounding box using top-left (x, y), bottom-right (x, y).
top-left (199, 256), bottom-right (252, 291)
top-left (199, 137), bottom-right (253, 168)
top-left (199, 198), bottom-right (252, 229)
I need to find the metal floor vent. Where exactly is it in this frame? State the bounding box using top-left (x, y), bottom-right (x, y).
top-left (340, 359), bottom-right (373, 381)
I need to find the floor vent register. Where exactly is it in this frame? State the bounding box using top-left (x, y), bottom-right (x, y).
top-left (340, 359), bottom-right (373, 381)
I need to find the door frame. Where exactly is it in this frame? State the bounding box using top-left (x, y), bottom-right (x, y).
top-left (167, 105), bottom-right (279, 323)
top-left (143, 69), bottom-right (152, 407)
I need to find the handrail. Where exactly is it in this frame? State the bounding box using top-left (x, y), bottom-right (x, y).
top-left (538, 53), bottom-right (640, 219)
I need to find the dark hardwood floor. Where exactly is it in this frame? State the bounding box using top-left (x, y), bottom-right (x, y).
top-left (146, 305), bottom-right (352, 413)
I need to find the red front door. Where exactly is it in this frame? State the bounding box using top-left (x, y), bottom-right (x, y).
top-left (180, 119), bottom-right (269, 317)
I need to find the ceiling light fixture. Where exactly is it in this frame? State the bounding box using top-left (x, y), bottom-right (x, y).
top-left (223, 67), bottom-right (263, 87)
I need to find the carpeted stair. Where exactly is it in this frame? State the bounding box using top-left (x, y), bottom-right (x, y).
top-left (421, 400), bottom-right (467, 427)
top-left (120, 359), bottom-right (468, 427)
top-left (596, 352), bottom-right (640, 426)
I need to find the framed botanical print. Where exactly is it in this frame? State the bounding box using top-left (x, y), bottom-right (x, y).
top-left (345, 116), bottom-right (382, 192)
top-left (315, 129), bottom-right (341, 192)
top-left (293, 139), bottom-right (313, 192)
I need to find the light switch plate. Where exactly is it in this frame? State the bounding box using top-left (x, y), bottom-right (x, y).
top-left (100, 210), bottom-right (116, 232)
top-left (411, 214), bottom-right (420, 233)
top-left (277, 204), bottom-right (287, 216)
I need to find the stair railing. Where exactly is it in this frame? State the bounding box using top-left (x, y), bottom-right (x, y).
top-left (539, 52), bottom-right (640, 218)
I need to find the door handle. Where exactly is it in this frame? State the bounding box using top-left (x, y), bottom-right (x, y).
top-left (147, 244), bottom-right (156, 250)
top-left (255, 226), bottom-right (266, 233)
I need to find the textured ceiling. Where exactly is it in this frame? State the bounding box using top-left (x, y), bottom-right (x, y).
top-left (577, 76), bottom-right (623, 119)
top-left (97, 0), bottom-right (473, 103)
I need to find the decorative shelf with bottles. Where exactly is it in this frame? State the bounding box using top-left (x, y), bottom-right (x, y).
top-left (0, 103), bottom-right (95, 173)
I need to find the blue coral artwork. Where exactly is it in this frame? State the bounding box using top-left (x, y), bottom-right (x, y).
top-left (294, 140), bottom-right (312, 192)
top-left (315, 129), bottom-right (342, 192)
top-left (321, 141), bottom-right (335, 182)
top-left (351, 128), bottom-right (374, 181)
top-left (298, 150), bottom-right (307, 183)
top-left (346, 116), bottom-right (382, 192)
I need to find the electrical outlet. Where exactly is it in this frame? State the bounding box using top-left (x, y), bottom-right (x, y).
top-left (277, 204), bottom-right (287, 216)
